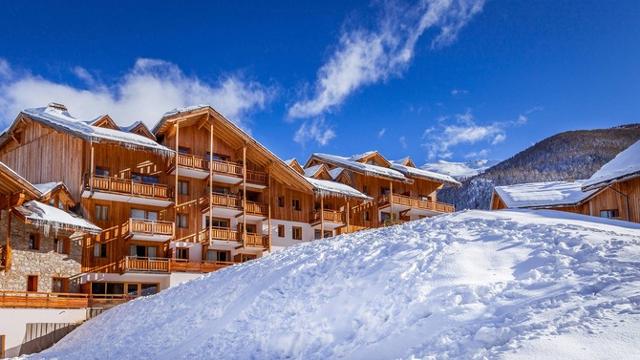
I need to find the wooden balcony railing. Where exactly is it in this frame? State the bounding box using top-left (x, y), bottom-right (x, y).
top-left (121, 256), bottom-right (170, 273)
top-left (246, 169), bottom-right (268, 185)
top-left (311, 209), bottom-right (344, 224)
top-left (244, 201), bottom-right (268, 216)
top-left (169, 259), bottom-right (235, 273)
top-left (245, 233), bottom-right (269, 248)
top-left (210, 159), bottom-right (243, 176)
top-left (175, 153), bottom-right (209, 170)
top-left (210, 227), bottom-right (239, 242)
top-left (129, 218), bottom-right (175, 237)
top-left (87, 175), bottom-right (170, 199)
top-left (379, 194), bottom-right (455, 213)
top-left (0, 291), bottom-right (136, 309)
top-left (210, 193), bottom-right (241, 208)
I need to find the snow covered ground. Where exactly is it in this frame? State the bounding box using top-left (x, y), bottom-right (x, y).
top-left (28, 210), bottom-right (640, 359)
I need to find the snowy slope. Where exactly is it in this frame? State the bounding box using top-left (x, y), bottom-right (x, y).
top-left (31, 210), bottom-right (640, 359)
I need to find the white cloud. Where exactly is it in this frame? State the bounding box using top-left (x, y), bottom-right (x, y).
top-left (378, 128), bottom-right (387, 138)
top-left (0, 58), bottom-right (272, 129)
top-left (399, 135), bottom-right (408, 149)
top-left (451, 88), bottom-right (468, 96)
top-left (288, 0), bottom-right (485, 119)
top-left (464, 148), bottom-right (489, 159)
top-left (293, 118), bottom-right (336, 146)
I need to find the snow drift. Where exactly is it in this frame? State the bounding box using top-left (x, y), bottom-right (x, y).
top-left (31, 210), bottom-right (640, 359)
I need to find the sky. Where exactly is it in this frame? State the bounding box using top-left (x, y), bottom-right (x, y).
top-left (0, 0), bottom-right (638, 166)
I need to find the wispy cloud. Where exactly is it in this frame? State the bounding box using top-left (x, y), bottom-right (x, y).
top-left (378, 128), bottom-right (387, 138)
top-left (450, 88), bottom-right (468, 96)
top-left (293, 118), bottom-right (336, 146)
top-left (422, 109), bottom-right (528, 159)
top-left (399, 135), bottom-right (408, 149)
top-left (288, 0), bottom-right (485, 119)
top-left (0, 58), bottom-right (273, 129)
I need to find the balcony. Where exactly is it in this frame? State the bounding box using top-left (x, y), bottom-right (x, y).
top-left (120, 255), bottom-right (236, 274)
top-left (82, 175), bottom-right (173, 207)
top-left (121, 256), bottom-right (171, 273)
top-left (170, 153), bottom-right (210, 179)
top-left (310, 209), bottom-right (345, 229)
top-left (378, 194), bottom-right (455, 216)
top-left (169, 259), bottom-right (235, 273)
top-left (203, 227), bottom-right (269, 249)
top-left (0, 291), bottom-right (132, 309)
top-left (125, 218), bottom-right (175, 242)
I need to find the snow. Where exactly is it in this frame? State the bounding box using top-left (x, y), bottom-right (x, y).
top-left (422, 159), bottom-right (496, 179)
top-left (14, 201), bottom-right (101, 234)
top-left (583, 139), bottom-right (640, 190)
top-left (21, 106), bottom-right (171, 154)
top-left (33, 182), bottom-right (63, 197)
top-left (305, 176), bottom-right (371, 200)
top-left (161, 104), bottom-right (210, 118)
top-left (303, 164), bottom-right (323, 177)
top-left (31, 209), bottom-right (640, 359)
top-left (494, 180), bottom-right (597, 209)
top-left (312, 153), bottom-right (407, 181)
top-left (390, 161), bottom-right (461, 186)
top-left (328, 167), bottom-right (344, 180)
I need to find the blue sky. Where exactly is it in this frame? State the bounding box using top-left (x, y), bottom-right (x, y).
top-left (0, 0), bottom-right (638, 166)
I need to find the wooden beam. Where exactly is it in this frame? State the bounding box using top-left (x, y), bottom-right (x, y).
top-left (267, 166), bottom-right (272, 252)
top-left (90, 143), bottom-right (95, 192)
top-left (242, 145), bottom-right (247, 247)
top-left (346, 199), bottom-right (350, 232)
top-left (320, 195), bottom-right (324, 238)
top-left (175, 123), bottom-right (179, 206)
top-left (5, 209), bottom-right (11, 272)
top-left (209, 123), bottom-right (213, 245)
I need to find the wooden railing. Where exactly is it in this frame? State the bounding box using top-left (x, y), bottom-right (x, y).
top-left (379, 194), bottom-right (455, 213)
top-left (88, 175), bottom-right (170, 199)
top-left (210, 227), bottom-right (239, 241)
top-left (169, 259), bottom-right (235, 273)
top-left (210, 193), bottom-right (241, 208)
top-left (210, 159), bottom-right (243, 176)
top-left (129, 218), bottom-right (175, 237)
top-left (311, 209), bottom-right (344, 224)
top-left (246, 169), bottom-right (268, 185)
top-left (121, 256), bottom-right (170, 273)
top-left (176, 153), bottom-right (209, 170)
top-left (245, 233), bottom-right (269, 248)
top-left (0, 245), bottom-right (6, 269)
top-left (0, 291), bottom-right (136, 309)
top-left (245, 201), bottom-right (268, 216)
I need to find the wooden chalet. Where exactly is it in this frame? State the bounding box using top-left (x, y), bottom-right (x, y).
top-left (491, 139), bottom-right (640, 223)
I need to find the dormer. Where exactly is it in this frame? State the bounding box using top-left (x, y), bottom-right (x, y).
top-left (352, 151), bottom-right (391, 167)
top-left (286, 159), bottom-right (305, 175)
top-left (88, 115), bottom-right (120, 130)
top-left (124, 121), bottom-right (157, 141)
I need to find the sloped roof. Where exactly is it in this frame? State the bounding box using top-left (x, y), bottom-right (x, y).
top-left (0, 161), bottom-right (42, 198)
top-left (310, 153), bottom-right (409, 182)
top-left (583, 139), bottom-right (640, 190)
top-left (5, 105), bottom-right (171, 154)
top-left (305, 177), bottom-right (371, 200)
top-left (14, 200), bottom-right (101, 234)
top-left (389, 161), bottom-right (461, 186)
top-left (494, 180), bottom-right (597, 209)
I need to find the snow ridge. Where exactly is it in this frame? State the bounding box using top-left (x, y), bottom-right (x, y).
top-left (34, 210), bottom-right (640, 359)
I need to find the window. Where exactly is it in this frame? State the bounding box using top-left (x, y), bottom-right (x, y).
top-left (140, 284), bottom-right (159, 296)
top-left (292, 199), bottom-right (301, 211)
top-left (239, 223), bottom-right (257, 234)
top-left (175, 247), bottom-right (189, 260)
top-left (211, 186), bottom-right (230, 194)
top-left (95, 205), bottom-right (109, 221)
top-left (207, 217), bottom-right (230, 228)
top-left (380, 187), bottom-right (390, 196)
top-left (277, 224), bottom-right (285, 238)
top-left (27, 275), bottom-right (38, 292)
top-left (292, 226), bottom-right (302, 240)
top-left (130, 209), bottom-right (159, 221)
top-left (363, 185), bottom-right (369, 195)
top-left (178, 180), bottom-right (189, 195)
top-left (177, 213), bottom-right (189, 228)
top-left (600, 209), bottom-right (620, 219)
top-left (209, 153), bottom-right (230, 161)
top-left (315, 230), bottom-right (333, 239)
top-left (380, 212), bottom-right (392, 222)
top-left (28, 233), bottom-right (40, 250)
top-left (95, 166), bottom-right (110, 177)
top-left (246, 191), bottom-right (260, 202)
top-left (364, 211), bottom-right (370, 221)
top-left (178, 146), bottom-right (191, 154)
top-left (132, 173), bottom-right (160, 184)
top-left (129, 245), bottom-right (157, 258)
top-left (51, 277), bottom-right (68, 293)
top-left (93, 243), bottom-right (108, 258)
top-left (206, 250), bottom-right (231, 262)
top-left (54, 238), bottom-right (69, 254)
top-left (278, 196), bottom-right (285, 207)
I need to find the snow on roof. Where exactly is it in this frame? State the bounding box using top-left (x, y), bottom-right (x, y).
top-left (349, 150), bottom-right (379, 161)
top-left (583, 139), bottom-right (640, 190)
top-left (494, 180), bottom-right (597, 209)
top-left (304, 164), bottom-right (323, 177)
top-left (312, 153), bottom-right (407, 181)
top-left (21, 106), bottom-right (171, 154)
top-left (33, 182), bottom-right (64, 196)
top-left (390, 162), bottom-right (461, 186)
top-left (161, 104), bottom-right (210, 118)
top-left (328, 167), bottom-right (344, 180)
top-left (306, 176), bottom-right (371, 200)
top-left (14, 200), bottom-right (101, 234)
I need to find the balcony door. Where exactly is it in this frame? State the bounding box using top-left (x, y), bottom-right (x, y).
top-left (131, 209), bottom-right (159, 221)
top-left (129, 245), bottom-right (157, 258)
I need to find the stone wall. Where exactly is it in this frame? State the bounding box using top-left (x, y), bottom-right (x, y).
top-left (0, 209), bottom-right (83, 293)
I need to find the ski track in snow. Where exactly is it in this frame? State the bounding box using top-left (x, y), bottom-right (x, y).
top-left (27, 210), bottom-right (640, 360)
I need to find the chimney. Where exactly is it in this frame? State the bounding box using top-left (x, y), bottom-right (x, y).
top-left (48, 102), bottom-right (68, 112)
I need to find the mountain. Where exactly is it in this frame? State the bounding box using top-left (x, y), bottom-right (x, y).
top-left (34, 210), bottom-right (640, 359)
top-left (422, 159), bottom-right (499, 179)
top-left (438, 124), bottom-right (640, 210)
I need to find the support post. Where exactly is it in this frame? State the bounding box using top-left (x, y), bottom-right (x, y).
top-left (346, 199), bottom-right (350, 233)
top-left (209, 123), bottom-right (214, 244)
top-left (389, 180), bottom-right (394, 221)
top-left (90, 143), bottom-right (95, 192)
top-left (175, 123), bottom-right (179, 206)
top-left (320, 196), bottom-right (324, 238)
top-left (267, 166), bottom-right (272, 252)
top-left (5, 209), bottom-right (11, 272)
top-left (242, 145), bottom-right (247, 247)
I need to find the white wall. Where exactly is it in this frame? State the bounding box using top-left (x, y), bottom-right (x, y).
top-left (0, 308), bottom-right (87, 352)
top-left (267, 219), bottom-right (315, 251)
top-left (169, 241), bottom-right (202, 262)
